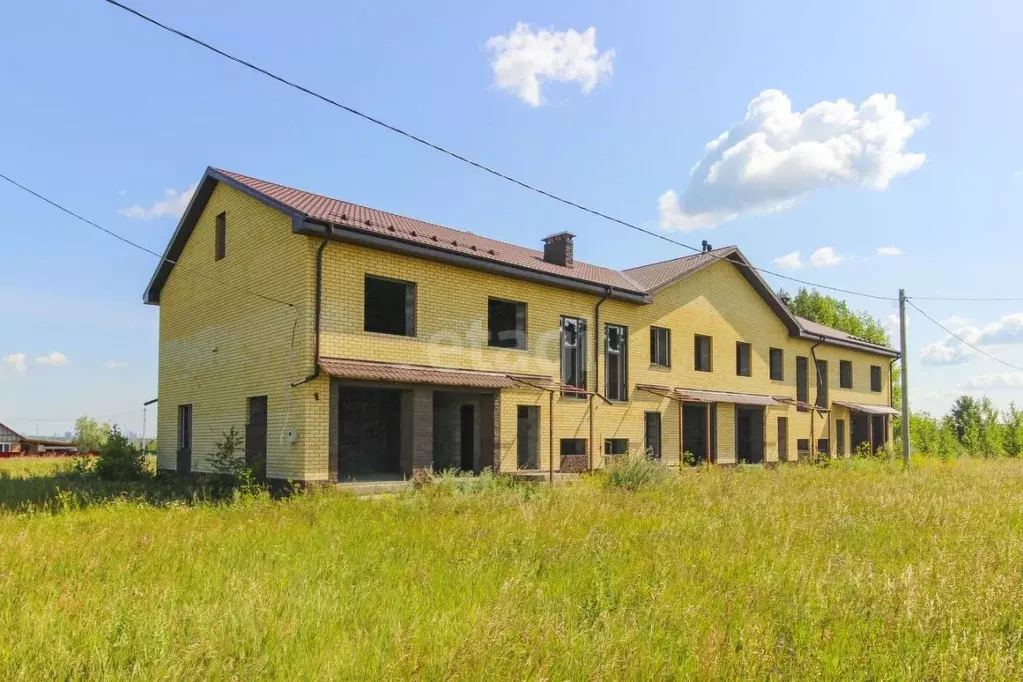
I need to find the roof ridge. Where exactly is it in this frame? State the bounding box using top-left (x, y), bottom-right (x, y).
top-left (623, 245), bottom-right (737, 272)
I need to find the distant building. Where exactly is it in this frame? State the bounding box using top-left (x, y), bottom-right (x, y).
top-left (0, 421), bottom-right (79, 456)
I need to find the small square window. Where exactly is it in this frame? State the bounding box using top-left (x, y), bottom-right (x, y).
top-left (560, 438), bottom-right (587, 456)
top-left (488, 298), bottom-right (526, 349)
top-left (769, 348), bottom-right (784, 381)
top-left (364, 275), bottom-right (416, 336)
top-left (797, 438), bottom-right (810, 454)
top-left (604, 438), bottom-right (628, 456)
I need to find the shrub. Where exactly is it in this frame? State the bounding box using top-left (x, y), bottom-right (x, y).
top-left (208, 427), bottom-right (246, 480)
top-left (603, 455), bottom-right (668, 491)
top-left (93, 425), bottom-right (147, 481)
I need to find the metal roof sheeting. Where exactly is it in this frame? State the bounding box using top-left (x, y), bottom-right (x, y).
top-left (319, 357), bottom-right (542, 388)
top-left (831, 400), bottom-right (900, 415)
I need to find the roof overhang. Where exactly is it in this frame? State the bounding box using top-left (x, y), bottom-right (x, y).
top-left (635, 384), bottom-right (780, 406)
top-left (296, 220), bottom-right (650, 304)
top-left (144, 167), bottom-right (651, 306)
top-left (319, 357), bottom-right (551, 389)
top-left (832, 400), bottom-right (900, 416)
top-left (798, 331), bottom-right (901, 358)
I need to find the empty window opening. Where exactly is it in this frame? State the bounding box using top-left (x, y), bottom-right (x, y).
top-left (816, 359), bottom-right (829, 408)
top-left (836, 418), bottom-right (846, 456)
top-left (870, 365), bottom-right (883, 392)
top-left (736, 342), bottom-right (752, 377)
top-left (644, 412), bottom-right (662, 459)
top-left (840, 360), bottom-right (853, 389)
top-left (770, 348), bottom-right (784, 381)
top-left (561, 317), bottom-right (587, 398)
top-left (796, 356), bottom-right (809, 412)
top-left (215, 212), bottom-right (226, 260)
top-left (604, 438), bottom-right (629, 456)
top-left (364, 275), bottom-right (416, 336)
top-left (796, 438), bottom-right (810, 457)
top-left (488, 298), bottom-right (526, 349)
top-left (694, 334), bottom-right (712, 372)
top-left (650, 327), bottom-right (671, 367)
top-left (605, 324), bottom-right (628, 401)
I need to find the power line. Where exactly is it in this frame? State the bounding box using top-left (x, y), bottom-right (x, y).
top-left (907, 299), bottom-right (1023, 372)
top-left (910, 296), bottom-right (1023, 303)
top-left (96, 0), bottom-right (897, 302)
top-left (0, 172), bottom-right (295, 308)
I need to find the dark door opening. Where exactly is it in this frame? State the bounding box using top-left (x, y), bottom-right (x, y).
top-left (245, 396), bottom-right (268, 479)
top-left (850, 414), bottom-right (870, 454)
top-left (871, 415), bottom-right (886, 452)
top-left (736, 406), bottom-right (765, 464)
top-left (460, 404), bottom-right (475, 472)
top-left (517, 405), bottom-right (539, 469)
top-left (682, 403), bottom-right (716, 465)
top-left (338, 387), bottom-right (402, 478)
top-left (644, 411), bottom-right (662, 459)
top-left (777, 416), bottom-right (788, 462)
top-left (176, 404), bottom-right (192, 474)
top-left (836, 418), bottom-right (846, 456)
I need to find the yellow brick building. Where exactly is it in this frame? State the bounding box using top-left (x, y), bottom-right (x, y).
top-left (145, 168), bottom-right (899, 482)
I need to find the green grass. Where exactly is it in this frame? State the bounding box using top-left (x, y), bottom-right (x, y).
top-left (3, 458), bottom-right (1023, 679)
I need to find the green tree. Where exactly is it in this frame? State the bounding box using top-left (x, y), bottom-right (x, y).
top-left (780, 288), bottom-right (900, 407)
top-left (94, 425), bottom-right (147, 480)
top-left (1003, 403), bottom-right (1023, 457)
top-left (949, 395), bottom-right (982, 451)
top-left (977, 397), bottom-right (1004, 457)
top-left (73, 416), bottom-right (110, 454)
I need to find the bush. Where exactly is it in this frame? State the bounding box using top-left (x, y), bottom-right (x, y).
top-left (603, 455), bottom-right (668, 491)
top-left (93, 425), bottom-right (147, 481)
top-left (208, 427), bottom-right (246, 480)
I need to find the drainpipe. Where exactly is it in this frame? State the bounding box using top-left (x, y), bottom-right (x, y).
top-left (808, 336), bottom-right (824, 461)
top-left (591, 287), bottom-right (612, 470)
top-left (292, 236), bottom-right (329, 387)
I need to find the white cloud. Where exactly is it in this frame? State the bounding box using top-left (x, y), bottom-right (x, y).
top-left (658, 90), bottom-right (927, 230)
top-left (940, 315), bottom-right (970, 328)
top-left (884, 313), bottom-right (909, 337)
top-left (919, 312), bottom-right (1023, 366)
top-left (773, 251), bottom-right (802, 269)
top-left (118, 183), bottom-right (197, 220)
top-left (117, 188), bottom-right (128, 197)
top-left (3, 353), bottom-right (27, 374)
top-left (35, 352), bottom-right (68, 367)
top-left (876, 246), bottom-right (904, 256)
top-left (964, 373), bottom-right (1023, 390)
top-left (810, 246), bottom-right (842, 267)
top-left (486, 23), bottom-right (614, 107)
top-left (105, 360), bottom-right (128, 369)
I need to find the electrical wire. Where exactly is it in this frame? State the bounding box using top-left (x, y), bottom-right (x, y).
top-left (907, 299), bottom-right (1023, 372)
top-left (0, 171), bottom-right (295, 308)
top-left (96, 0), bottom-right (898, 302)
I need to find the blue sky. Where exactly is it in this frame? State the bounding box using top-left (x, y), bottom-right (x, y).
top-left (2, 0), bottom-right (1022, 436)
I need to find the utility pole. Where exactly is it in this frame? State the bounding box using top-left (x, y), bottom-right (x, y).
top-left (899, 289), bottom-right (910, 464)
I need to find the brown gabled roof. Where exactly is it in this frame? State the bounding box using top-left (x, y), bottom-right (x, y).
top-left (795, 316), bottom-right (896, 355)
top-left (623, 246), bottom-right (739, 291)
top-left (142, 167), bottom-right (897, 359)
top-left (216, 169), bottom-right (645, 295)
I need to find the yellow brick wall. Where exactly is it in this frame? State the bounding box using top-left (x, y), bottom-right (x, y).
top-left (157, 186), bottom-right (894, 480)
top-left (156, 184), bottom-right (318, 479)
top-left (315, 243), bottom-right (894, 474)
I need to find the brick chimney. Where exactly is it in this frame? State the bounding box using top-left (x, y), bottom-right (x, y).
top-left (542, 231), bottom-right (575, 267)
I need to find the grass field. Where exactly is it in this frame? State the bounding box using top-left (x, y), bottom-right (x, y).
top-left (2, 457), bottom-right (1023, 679)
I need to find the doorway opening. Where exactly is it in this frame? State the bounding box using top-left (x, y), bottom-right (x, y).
top-left (681, 402), bottom-right (716, 465)
top-left (735, 406), bottom-right (765, 464)
top-left (337, 387), bottom-right (402, 478)
top-left (517, 405), bottom-right (539, 469)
